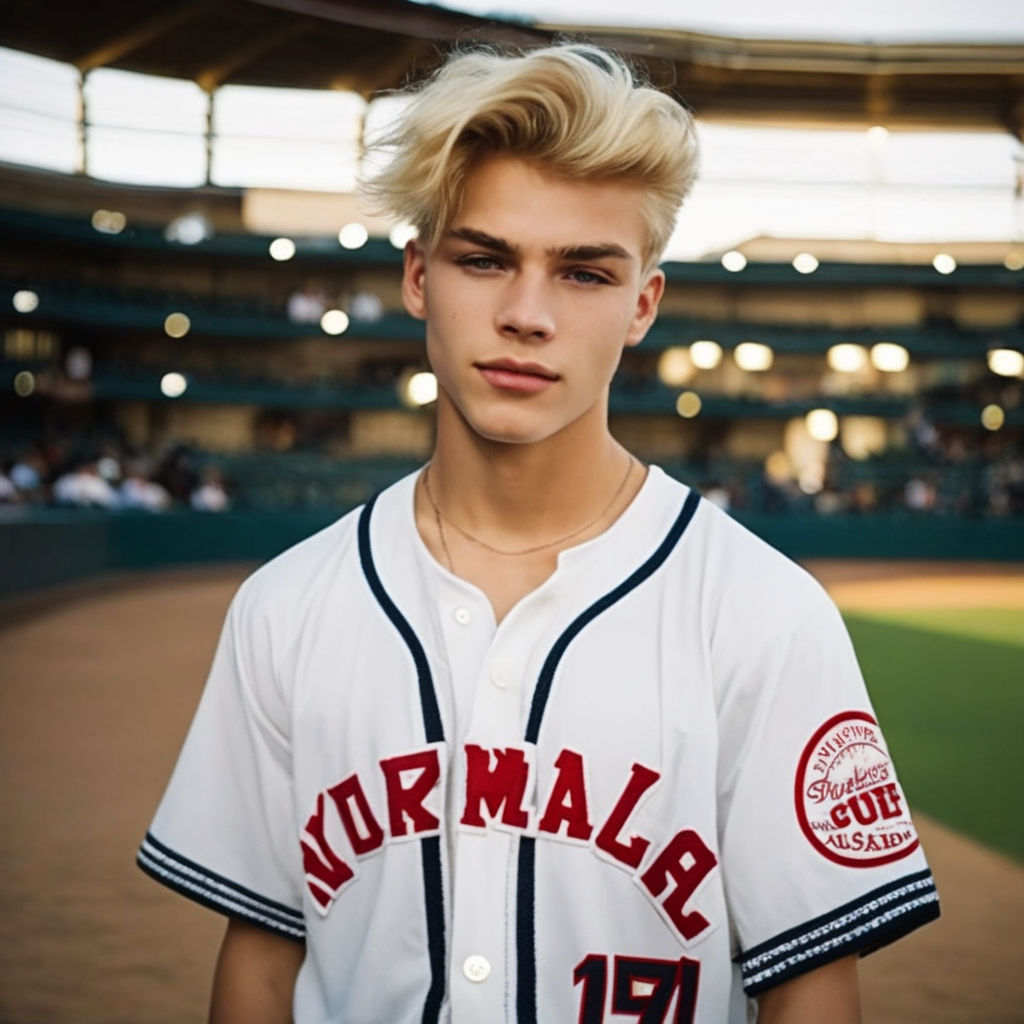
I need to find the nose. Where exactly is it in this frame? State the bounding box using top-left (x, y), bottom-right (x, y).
top-left (495, 272), bottom-right (555, 342)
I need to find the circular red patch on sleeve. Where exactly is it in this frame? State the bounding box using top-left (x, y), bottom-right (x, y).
top-left (795, 711), bottom-right (920, 868)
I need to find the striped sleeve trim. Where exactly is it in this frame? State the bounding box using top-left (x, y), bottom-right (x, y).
top-left (137, 832), bottom-right (306, 942)
top-left (737, 869), bottom-right (939, 995)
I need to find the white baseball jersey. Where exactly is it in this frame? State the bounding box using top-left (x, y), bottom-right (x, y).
top-left (139, 465), bottom-right (939, 1023)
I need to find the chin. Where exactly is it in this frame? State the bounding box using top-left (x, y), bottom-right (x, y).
top-left (472, 422), bottom-right (556, 447)
top-left (448, 402), bottom-right (550, 445)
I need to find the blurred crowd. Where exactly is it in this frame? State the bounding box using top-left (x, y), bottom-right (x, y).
top-left (3, 424), bottom-right (1021, 518)
top-left (696, 425), bottom-right (1023, 520)
top-left (0, 439), bottom-right (229, 513)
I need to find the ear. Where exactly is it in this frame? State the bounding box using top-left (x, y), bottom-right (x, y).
top-left (624, 268), bottom-right (665, 348)
top-left (401, 240), bottom-right (428, 321)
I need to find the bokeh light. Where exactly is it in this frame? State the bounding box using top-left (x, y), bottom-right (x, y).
top-left (338, 222), bottom-right (369, 249)
top-left (91, 208), bottom-right (126, 234)
top-left (721, 250), bottom-right (747, 272)
top-left (827, 343), bottom-right (868, 372)
top-left (675, 391), bottom-right (702, 418)
top-left (765, 450), bottom-right (792, 484)
top-left (981, 404), bottom-right (1005, 431)
top-left (657, 347), bottom-right (693, 387)
top-left (406, 371), bottom-right (438, 407)
top-left (164, 312), bottom-right (191, 338)
top-left (269, 237), bottom-right (296, 261)
top-left (13, 371), bottom-right (35, 397)
top-left (689, 339), bottom-right (723, 370)
top-left (389, 224), bottom-right (417, 249)
top-left (320, 309), bottom-right (350, 335)
top-left (734, 342), bottom-right (774, 372)
top-left (806, 408), bottom-right (839, 442)
top-left (792, 252), bottom-right (819, 274)
top-left (13, 289), bottom-right (39, 313)
top-left (987, 348), bottom-right (1024, 378)
top-left (871, 342), bottom-right (910, 372)
top-left (160, 372), bottom-right (188, 398)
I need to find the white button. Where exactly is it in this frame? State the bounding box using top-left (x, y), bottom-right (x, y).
top-left (490, 670), bottom-right (507, 689)
top-left (463, 954), bottom-right (491, 982)
top-left (453, 607), bottom-right (472, 625)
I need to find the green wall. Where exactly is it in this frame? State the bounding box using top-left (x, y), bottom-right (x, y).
top-left (2, 508), bottom-right (1021, 600)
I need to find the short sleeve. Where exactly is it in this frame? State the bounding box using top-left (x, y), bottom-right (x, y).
top-left (136, 581), bottom-right (306, 941)
top-left (715, 589), bottom-right (939, 996)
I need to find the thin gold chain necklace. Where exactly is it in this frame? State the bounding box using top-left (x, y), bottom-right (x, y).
top-left (421, 453), bottom-right (634, 566)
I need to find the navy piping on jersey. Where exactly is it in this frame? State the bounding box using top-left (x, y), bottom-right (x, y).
top-left (137, 832), bottom-right (306, 941)
top-left (737, 868), bottom-right (940, 995)
top-left (359, 493), bottom-right (444, 744)
top-left (517, 488), bottom-right (702, 1024)
top-left (359, 494), bottom-right (447, 1024)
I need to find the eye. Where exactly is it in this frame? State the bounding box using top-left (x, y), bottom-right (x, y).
top-left (456, 254), bottom-right (503, 272)
top-left (566, 268), bottom-right (610, 285)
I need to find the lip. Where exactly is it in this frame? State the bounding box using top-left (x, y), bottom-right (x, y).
top-left (475, 358), bottom-right (560, 394)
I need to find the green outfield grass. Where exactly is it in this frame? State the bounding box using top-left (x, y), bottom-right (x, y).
top-left (843, 607), bottom-right (1024, 864)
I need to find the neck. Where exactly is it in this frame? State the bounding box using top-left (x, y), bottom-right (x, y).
top-left (427, 404), bottom-right (632, 547)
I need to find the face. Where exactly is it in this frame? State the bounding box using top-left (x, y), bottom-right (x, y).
top-left (402, 155), bottom-right (665, 449)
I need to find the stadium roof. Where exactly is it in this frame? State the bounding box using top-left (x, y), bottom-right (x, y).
top-left (0, 0), bottom-right (548, 94)
top-left (1, 0), bottom-right (1022, 132)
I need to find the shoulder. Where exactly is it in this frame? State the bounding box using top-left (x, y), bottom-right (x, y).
top-left (643, 469), bottom-right (841, 661)
top-left (236, 506), bottom-right (361, 616)
top-left (670, 485), bottom-right (854, 704)
top-left (231, 469), bottom-right (419, 633)
top-left (645, 467), bottom-right (828, 621)
top-left (692, 494), bottom-right (831, 626)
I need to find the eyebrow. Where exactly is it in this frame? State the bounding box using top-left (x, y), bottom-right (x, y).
top-left (553, 243), bottom-right (632, 263)
top-left (446, 227), bottom-right (634, 263)
top-left (447, 228), bottom-right (517, 256)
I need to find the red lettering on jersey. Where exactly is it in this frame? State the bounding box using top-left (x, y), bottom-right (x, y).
top-left (301, 792), bottom-right (355, 910)
top-left (872, 782), bottom-right (904, 819)
top-left (595, 762), bottom-right (660, 869)
top-left (538, 749), bottom-right (593, 841)
top-left (640, 829), bottom-right (717, 941)
top-left (380, 748), bottom-right (441, 838)
top-left (830, 782), bottom-right (905, 831)
top-left (327, 773), bottom-right (385, 856)
top-left (461, 744), bottom-right (530, 829)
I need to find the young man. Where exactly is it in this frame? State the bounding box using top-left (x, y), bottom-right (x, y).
top-left (139, 43), bottom-right (939, 1023)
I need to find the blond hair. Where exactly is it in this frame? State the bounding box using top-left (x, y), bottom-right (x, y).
top-left (362, 43), bottom-right (699, 271)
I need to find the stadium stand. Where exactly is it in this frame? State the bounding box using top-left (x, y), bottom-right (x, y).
top-left (1, 4), bottom-right (1022, 591)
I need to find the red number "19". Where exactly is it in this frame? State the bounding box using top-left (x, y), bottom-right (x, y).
top-left (574, 954), bottom-right (700, 1024)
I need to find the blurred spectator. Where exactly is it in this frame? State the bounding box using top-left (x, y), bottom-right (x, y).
top-left (904, 475), bottom-right (937, 514)
top-left (96, 447), bottom-right (123, 487)
top-left (849, 481), bottom-right (879, 515)
top-left (120, 460), bottom-right (171, 511)
top-left (703, 481), bottom-right (731, 511)
top-left (9, 447), bottom-right (46, 497)
top-left (814, 487), bottom-right (846, 516)
top-left (287, 285), bottom-right (327, 324)
top-left (350, 291), bottom-right (383, 323)
top-left (191, 465), bottom-right (230, 512)
top-left (0, 466), bottom-right (19, 504)
top-left (53, 458), bottom-right (119, 508)
top-left (906, 407), bottom-right (942, 461)
top-left (985, 454), bottom-right (1024, 517)
top-left (154, 444), bottom-right (199, 502)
